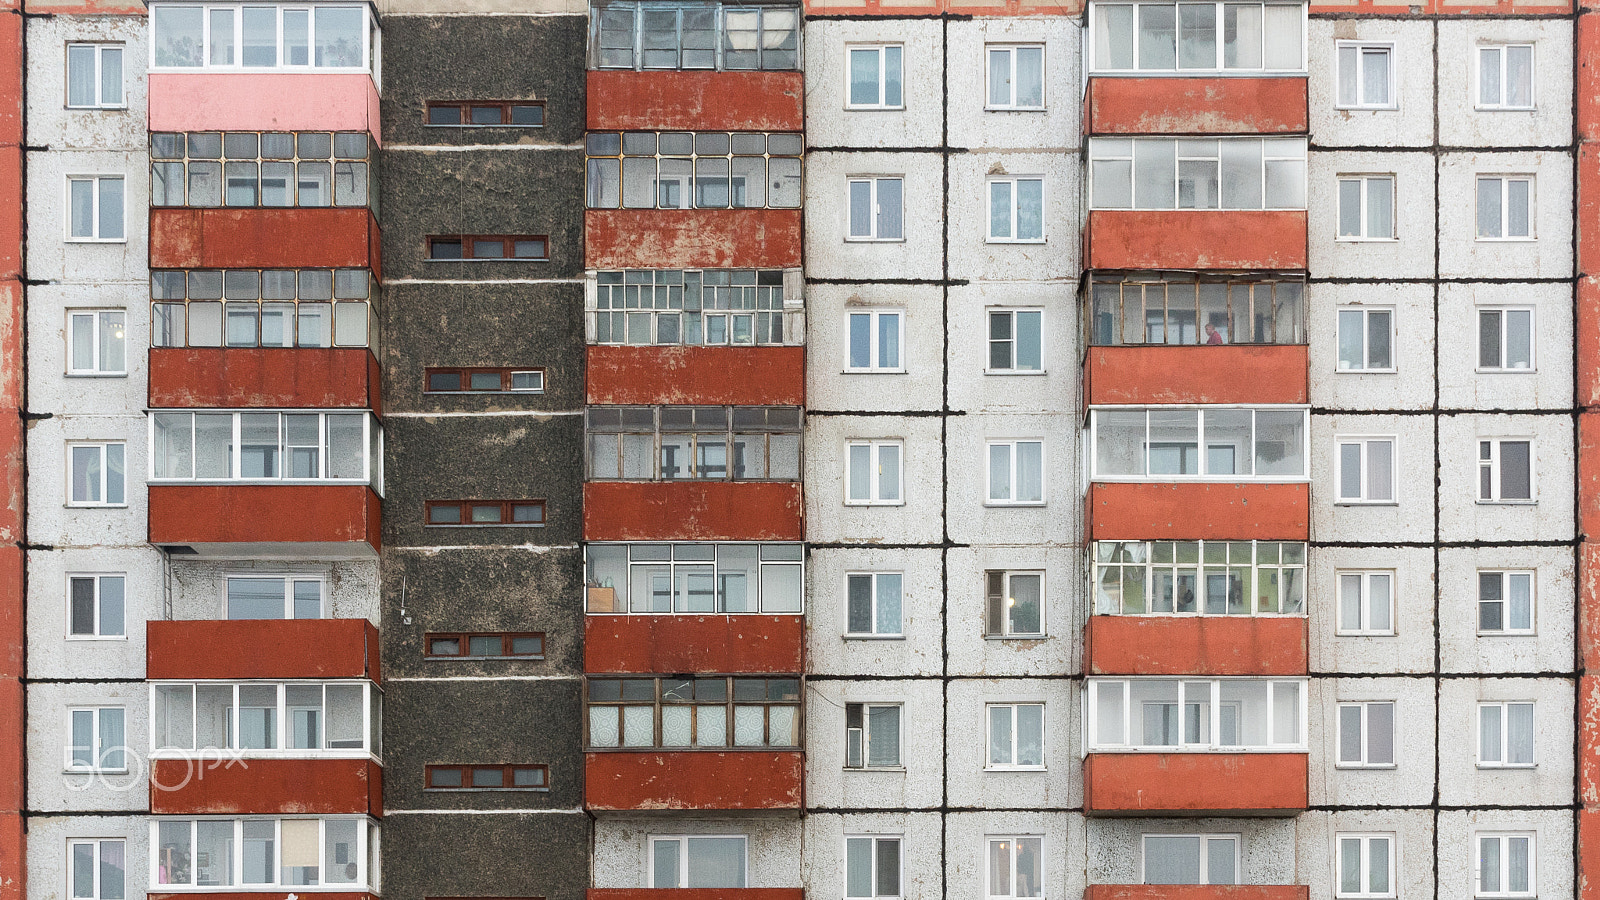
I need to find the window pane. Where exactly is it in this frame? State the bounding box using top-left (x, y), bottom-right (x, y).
top-left (1367, 440), bottom-right (1393, 500)
top-left (685, 837), bottom-right (745, 889)
top-left (850, 48), bottom-right (880, 105)
top-left (1143, 836), bottom-right (1200, 884)
top-left (1500, 441), bottom-right (1532, 500)
top-left (876, 573), bottom-right (902, 634)
top-left (1138, 4), bottom-right (1177, 69)
top-left (1178, 3), bottom-right (1216, 69)
top-left (877, 178), bottom-right (903, 239)
top-left (846, 838), bottom-right (873, 898)
top-left (849, 181), bottom-right (871, 236)
top-left (1368, 702), bottom-right (1395, 765)
top-left (866, 705), bottom-right (900, 766)
top-left (990, 180), bottom-right (1013, 238)
top-left (1016, 47), bottom-right (1043, 106)
top-left (989, 48), bottom-right (1011, 105)
top-left (1338, 705), bottom-right (1362, 763)
top-left (1367, 178), bottom-right (1393, 239)
top-left (68, 46), bottom-right (97, 105)
top-left (1097, 4), bottom-right (1135, 68)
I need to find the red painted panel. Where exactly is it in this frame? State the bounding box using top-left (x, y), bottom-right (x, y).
top-left (1087, 210), bottom-right (1307, 270)
top-left (586, 210), bottom-right (801, 269)
top-left (587, 346), bottom-right (804, 406)
top-left (149, 73), bottom-right (382, 142)
top-left (1580, 547), bottom-right (1600, 674)
top-left (148, 485), bottom-right (381, 552)
top-left (1083, 752), bottom-right (1307, 814)
top-left (1084, 616), bottom-right (1307, 676)
top-left (1580, 674), bottom-right (1600, 805)
top-left (592, 891), bottom-right (803, 900)
top-left (1087, 346), bottom-right (1307, 406)
top-left (0, 149), bottom-right (17, 280)
top-left (1580, 416), bottom-right (1600, 540)
top-left (1579, 279), bottom-right (1600, 407)
top-left (1087, 77), bottom-right (1307, 134)
top-left (584, 615), bottom-right (804, 674)
top-left (1089, 482), bottom-right (1309, 540)
top-left (1085, 886), bottom-right (1309, 900)
top-left (588, 71), bottom-right (803, 132)
top-left (585, 751), bottom-right (802, 810)
top-left (151, 757), bottom-right (381, 816)
top-left (0, 10), bottom-right (24, 894)
top-left (584, 481), bottom-right (803, 541)
top-left (149, 208), bottom-right (380, 272)
top-left (151, 894), bottom-right (376, 900)
top-left (147, 619), bottom-right (380, 681)
top-left (149, 348), bottom-right (379, 411)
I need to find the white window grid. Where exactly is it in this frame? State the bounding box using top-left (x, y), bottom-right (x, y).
top-left (225, 574), bottom-right (327, 619)
top-left (1334, 436), bottom-right (1396, 504)
top-left (1086, 677), bottom-right (1308, 751)
top-left (591, 3), bottom-right (799, 72)
top-left (66, 175), bottom-right (125, 242)
top-left (1335, 700), bottom-right (1396, 768)
top-left (987, 308), bottom-right (1044, 374)
top-left (844, 835), bottom-right (903, 899)
top-left (986, 570), bottom-right (1046, 638)
top-left (1476, 307), bottom-right (1535, 372)
top-left (67, 573), bottom-right (126, 639)
top-left (846, 44), bottom-right (904, 109)
top-left (985, 703), bottom-right (1046, 770)
top-left (67, 838), bottom-right (127, 900)
top-left (845, 702), bottom-right (902, 769)
top-left (66, 43), bottom-right (125, 109)
top-left (1093, 540), bottom-right (1307, 617)
top-left (1090, 406), bottom-right (1311, 482)
top-left (1478, 570), bottom-right (1534, 635)
top-left (986, 439), bottom-right (1046, 506)
top-left (66, 707), bottom-right (127, 772)
top-left (1139, 834), bottom-right (1241, 885)
top-left (845, 572), bottom-right (904, 638)
top-left (1474, 832), bottom-right (1535, 898)
top-left (68, 442), bottom-right (126, 507)
top-left (1475, 44), bottom-right (1534, 110)
top-left (846, 309), bottom-right (905, 372)
top-left (847, 176), bottom-right (904, 241)
top-left (1477, 701), bottom-right (1535, 768)
top-left (1476, 175), bottom-right (1534, 241)
top-left (1088, 0), bottom-right (1307, 72)
top-left (1336, 833), bottom-right (1397, 898)
top-left (1336, 570), bottom-right (1394, 635)
top-left (1335, 306), bottom-right (1394, 373)
top-left (985, 835), bottom-right (1044, 900)
top-left (148, 680), bottom-right (380, 758)
top-left (1477, 438), bottom-right (1534, 504)
top-left (1336, 175), bottom-right (1395, 241)
top-left (148, 817), bottom-right (375, 890)
top-left (1088, 137), bottom-right (1307, 210)
top-left (67, 310), bottom-right (128, 376)
top-left (986, 44), bottom-right (1045, 110)
top-left (987, 177), bottom-right (1045, 243)
top-left (1335, 42), bottom-right (1395, 109)
top-left (845, 440), bottom-right (904, 506)
top-left (147, 3), bottom-right (378, 73)
top-left (148, 410), bottom-right (380, 486)
top-left (647, 835), bottom-right (749, 888)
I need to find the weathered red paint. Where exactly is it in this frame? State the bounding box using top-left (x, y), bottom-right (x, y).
top-left (1085, 886), bottom-right (1310, 900)
top-left (149, 74), bottom-right (382, 143)
top-left (151, 757), bottom-right (381, 816)
top-left (1084, 616), bottom-right (1308, 676)
top-left (151, 893), bottom-right (376, 900)
top-left (584, 481), bottom-right (803, 541)
top-left (803, 0), bottom-right (1079, 13)
top-left (584, 615), bottom-right (804, 674)
top-left (588, 71), bottom-right (804, 132)
top-left (1579, 147), bottom-right (1600, 277)
top-left (586, 210), bottom-right (802, 269)
top-left (1088, 483), bottom-right (1309, 540)
top-left (591, 891), bottom-right (803, 900)
top-left (1579, 674), bottom-right (1600, 805)
top-left (587, 346), bottom-right (804, 406)
top-left (1087, 77), bottom-right (1307, 134)
top-left (1086, 346), bottom-right (1308, 406)
top-left (1580, 546), bottom-right (1600, 672)
top-left (1086, 210), bottom-right (1307, 271)
top-left (0, 5), bottom-right (23, 898)
top-left (149, 208), bottom-right (382, 273)
top-left (148, 348), bottom-right (381, 413)
top-left (584, 751), bottom-right (802, 810)
top-left (1082, 752), bottom-right (1308, 814)
top-left (1309, 0), bottom-right (1567, 11)
top-left (1578, 279), bottom-right (1600, 407)
top-left (20, 0), bottom-right (144, 12)
top-left (147, 619), bottom-right (381, 681)
top-left (148, 485), bottom-right (382, 553)
top-left (1579, 415), bottom-right (1600, 540)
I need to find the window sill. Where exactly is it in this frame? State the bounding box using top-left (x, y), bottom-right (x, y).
top-left (1088, 70), bottom-right (1308, 78)
top-left (424, 124), bottom-right (546, 129)
top-left (589, 746), bottom-right (802, 753)
top-left (844, 766), bottom-right (906, 772)
top-left (1335, 368), bottom-right (1397, 375)
top-left (65, 635), bottom-right (128, 642)
top-left (983, 502), bottom-right (1047, 508)
top-left (1475, 368), bottom-right (1537, 375)
top-left (1334, 237), bottom-right (1400, 243)
top-left (425, 390), bottom-right (545, 395)
top-left (1475, 238), bottom-right (1537, 244)
top-left (1093, 477), bottom-right (1312, 484)
top-left (65, 105), bottom-right (130, 111)
top-left (1333, 104), bottom-right (1399, 112)
top-left (586, 610), bottom-right (806, 616)
top-left (425, 655), bottom-right (546, 661)
top-left (844, 501), bottom-right (907, 508)
top-left (64, 238), bottom-right (128, 244)
top-left (844, 633), bottom-right (906, 641)
top-left (64, 372), bottom-right (130, 378)
top-left (1474, 106), bottom-right (1537, 112)
top-left (1334, 630), bottom-right (1397, 637)
top-left (984, 369), bottom-right (1047, 376)
top-left (844, 238), bottom-right (907, 244)
top-left (984, 766), bottom-right (1047, 773)
top-left (1334, 501), bottom-right (1399, 507)
top-left (1476, 500), bottom-right (1537, 506)
top-left (1476, 630), bottom-right (1537, 638)
top-left (844, 105), bottom-right (906, 112)
top-left (984, 106), bottom-right (1047, 113)
top-left (842, 369), bottom-right (909, 375)
top-left (1475, 763), bottom-right (1537, 770)
top-left (65, 503), bottom-right (129, 509)
top-left (64, 768), bottom-right (129, 775)
top-left (426, 523), bottom-right (547, 528)
top-left (986, 239), bottom-right (1048, 245)
top-left (424, 786), bottom-right (550, 792)
top-left (1333, 763), bottom-right (1398, 770)
top-left (1087, 747), bottom-right (1308, 755)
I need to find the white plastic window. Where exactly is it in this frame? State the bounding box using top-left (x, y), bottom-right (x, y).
top-left (1335, 436), bottom-right (1395, 503)
top-left (1476, 176), bottom-right (1534, 240)
top-left (68, 442), bottom-right (126, 507)
top-left (67, 176), bottom-right (125, 241)
top-left (1336, 834), bottom-right (1396, 898)
top-left (1337, 175), bottom-right (1395, 240)
top-left (846, 572), bottom-right (903, 637)
top-left (1336, 701), bottom-right (1395, 768)
top-left (67, 311), bottom-right (127, 376)
top-left (648, 835), bottom-right (747, 888)
top-left (846, 440), bottom-right (904, 505)
top-left (845, 835), bottom-right (902, 899)
top-left (847, 310), bottom-right (904, 372)
top-left (1336, 307), bottom-right (1393, 372)
top-left (988, 178), bottom-right (1044, 242)
top-left (68, 574), bottom-right (126, 638)
top-left (848, 177), bottom-right (904, 241)
top-left (68, 839), bottom-right (126, 900)
top-left (66, 43), bottom-right (125, 108)
top-left (1478, 571), bottom-right (1534, 634)
top-left (1336, 571), bottom-right (1394, 635)
top-left (987, 836), bottom-right (1043, 899)
top-left (1475, 833), bottom-right (1535, 898)
top-left (1087, 678), bottom-right (1306, 750)
top-left (987, 45), bottom-right (1044, 109)
top-left (987, 440), bottom-right (1045, 505)
top-left (67, 707), bottom-right (127, 771)
top-left (1090, 1), bottom-right (1305, 71)
top-left (1478, 439), bottom-right (1533, 503)
top-left (1477, 702), bottom-right (1535, 767)
top-left (986, 703), bottom-right (1045, 769)
top-left (1476, 45), bottom-right (1534, 110)
top-left (1089, 137), bottom-right (1306, 210)
top-left (1477, 308), bottom-right (1534, 372)
top-left (1141, 834), bottom-right (1240, 885)
top-left (848, 45), bottom-right (903, 109)
top-left (1335, 43), bottom-right (1393, 108)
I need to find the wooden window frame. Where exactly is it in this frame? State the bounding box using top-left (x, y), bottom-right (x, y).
top-left (425, 500), bottom-right (547, 527)
top-left (425, 101), bottom-right (546, 127)
top-left (424, 763), bottom-right (549, 790)
top-left (424, 367), bottom-right (546, 394)
top-left (426, 234), bottom-right (549, 262)
top-left (583, 675), bottom-right (803, 751)
top-left (424, 632), bottom-right (546, 659)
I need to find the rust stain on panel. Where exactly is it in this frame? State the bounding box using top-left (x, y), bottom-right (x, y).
top-left (584, 615), bottom-right (805, 673)
top-left (586, 209), bottom-right (802, 269)
top-left (1088, 77), bottom-right (1307, 134)
top-left (584, 751), bottom-right (802, 810)
top-left (1087, 345), bottom-right (1308, 405)
top-left (1089, 482), bottom-right (1309, 540)
top-left (583, 481), bottom-right (803, 541)
top-left (1085, 616), bottom-right (1308, 676)
top-left (588, 71), bottom-right (804, 131)
top-left (587, 345), bottom-right (804, 405)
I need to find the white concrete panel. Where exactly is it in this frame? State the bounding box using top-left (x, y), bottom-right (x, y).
top-left (1436, 413), bottom-right (1573, 544)
top-left (27, 16), bottom-right (149, 152)
top-left (1438, 546), bottom-right (1574, 675)
top-left (946, 152), bottom-right (1080, 284)
top-left (25, 413), bottom-right (148, 548)
top-left (804, 415), bottom-right (945, 545)
top-left (1436, 19), bottom-right (1573, 149)
top-left (806, 547), bottom-right (945, 678)
top-left (26, 548), bottom-right (160, 681)
top-left (1436, 809), bottom-right (1572, 899)
top-left (944, 679), bottom-right (1080, 809)
top-left (169, 557), bottom-right (382, 624)
top-left (946, 18), bottom-right (1082, 152)
top-left (1307, 677), bottom-right (1436, 807)
top-left (590, 817), bottom-right (802, 888)
top-left (1438, 282), bottom-right (1573, 410)
top-left (26, 149), bottom-right (151, 285)
top-left (27, 684), bottom-right (150, 813)
top-left (944, 811), bottom-right (1086, 900)
top-left (27, 815), bottom-right (149, 900)
top-left (28, 283), bottom-right (151, 418)
top-left (1307, 151), bottom-right (1435, 280)
top-left (944, 546), bottom-right (1080, 678)
top-left (946, 281), bottom-right (1078, 416)
top-left (1437, 151), bottom-right (1573, 281)
top-left (944, 413), bottom-right (1079, 547)
top-left (1295, 810), bottom-right (1435, 900)
top-left (1309, 414), bottom-right (1436, 543)
top-left (1306, 282), bottom-right (1435, 412)
top-left (802, 21), bottom-right (945, 149)
top-left (1307, 546), bottom-right (1435, 675)
top-left (805, 283), bottom-right (944, 413)
top-left (1437, 677), bottom-right (1575, 808)
top-left (1308, 20), bottom-right (1434, 149)
top-left (805, 680), bottom-right (944, 810)
top-left (1086, 817), bottom-right (1298, 884)
top-left (803, 152), bottom-right (944, 281)
top-left (803, 813), bottom-right (944, 900)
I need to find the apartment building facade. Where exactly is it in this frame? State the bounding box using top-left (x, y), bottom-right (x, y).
top-left (7, 0), bottom-right (1600, 898)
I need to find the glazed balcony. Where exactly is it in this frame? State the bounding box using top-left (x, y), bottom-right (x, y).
top-left (585, 750), bottom-right (802, 811)
top-left (148, 347), bottom-right (380, 411)
top-left (585, 614), bottom-right (804, 674)
top-left (1086, 77), bottom-right (1307, 135)
top-left (1083, 752), bottom-right (1308, 815)
top-left (147, 619), bottom-right (380, 681)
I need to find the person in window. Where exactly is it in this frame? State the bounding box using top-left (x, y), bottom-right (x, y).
top-left (1204, 323), bottom-right (1225, 345)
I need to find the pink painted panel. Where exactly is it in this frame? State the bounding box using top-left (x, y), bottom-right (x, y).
top-left (148, 73), bottom-right (382, 144)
